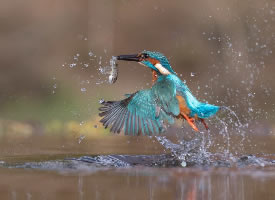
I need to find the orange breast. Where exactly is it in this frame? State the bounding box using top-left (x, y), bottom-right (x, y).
top-left (176, 95), bottom-right (190, 115)
top-left (152, 70), bottom-right (158, 83)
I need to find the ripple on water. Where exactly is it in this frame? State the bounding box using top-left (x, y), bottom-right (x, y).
top-left (1, 152), bottom-right (275, 171)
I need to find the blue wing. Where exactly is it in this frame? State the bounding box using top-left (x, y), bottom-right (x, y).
top-left (99, 77), bottom-right (180, 135)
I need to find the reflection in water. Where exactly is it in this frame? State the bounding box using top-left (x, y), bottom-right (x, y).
top-left (78, 176), bottom-right (84, 200)
top-left (0, 152), bottom-right (274, 200)
top-left (1, 167), bottom-right (275, 200)
top-left (0, 131), bottom-right (274, 199)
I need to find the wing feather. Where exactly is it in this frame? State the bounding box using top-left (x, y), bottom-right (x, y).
top-left (99, 75), bottom-right (180, 135)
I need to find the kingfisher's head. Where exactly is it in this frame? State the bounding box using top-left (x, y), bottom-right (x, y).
top-left (117, 51), bottom-right (176, 75)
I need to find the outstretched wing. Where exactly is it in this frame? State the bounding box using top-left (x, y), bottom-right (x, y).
top-left (99, 77), bottom-right (180, 135)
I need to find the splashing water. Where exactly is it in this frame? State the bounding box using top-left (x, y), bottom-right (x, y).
top-left (59, 50), bottom-right (120, 93)
top-left (78, 135), bottom-right (86, 144)
top-left (55, 41), bottom-right (272, 169)
top-left (152, 103), bottom-right (251, 166)
top-left (94, 55), bottom-right (119, 85)
top-left (221, 106), bottom-right (243, 128)
top-left (154, 135), bottom-right (211, 167)
top-left (215, 117), bottom-right (230, 155)
top-left (80, 88), bottom-right (87, 92)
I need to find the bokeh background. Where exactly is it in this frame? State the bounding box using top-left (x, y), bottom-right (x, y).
top-left (0, 0), bottom-right (275, 144)
top-left (1, 1), bottom-right (275, 199)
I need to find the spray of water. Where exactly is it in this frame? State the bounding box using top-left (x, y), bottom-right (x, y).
top-left (55, 37), bottom-right (272, 168)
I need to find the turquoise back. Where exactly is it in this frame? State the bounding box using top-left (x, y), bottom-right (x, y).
top-left (161, 74), bottom-right (220, 118)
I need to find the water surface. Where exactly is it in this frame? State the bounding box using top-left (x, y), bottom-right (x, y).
top-left (0, 134), bottom-right (275, 200)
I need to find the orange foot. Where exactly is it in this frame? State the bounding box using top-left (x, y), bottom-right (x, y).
top-left (200, 118), bottom-right (209, 130)
top-left (181, 113), bottom-right (199, 132)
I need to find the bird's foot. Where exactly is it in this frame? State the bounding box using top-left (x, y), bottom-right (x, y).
top-left (182, 113), bottom-right (199, 132)
top-left (200, 118), bottom-right (209, 130)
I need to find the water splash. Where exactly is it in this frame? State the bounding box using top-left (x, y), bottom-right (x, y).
top-left (58, 50), bottom-right (120, 93)
top-left (78, 135), bottom-right (86, 144)
top-left (153, 104), bottom-right (249, 166)
top-left (1, 153), bottom-right (274, 170)
top-left (154, 136), bottom-right (210, 167)
top-left (215, 117), bottom-right (230, 155)
top-left (221, 106), bottom-right (243, 128)
top-left (74, 155), bottom-right (130, 167)
top-left (95, 55), bottom-right (119, 85)
top-left (80, 88), bottom-right (87, 92)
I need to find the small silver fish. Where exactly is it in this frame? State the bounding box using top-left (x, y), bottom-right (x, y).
top-left (108, 56), bottom-right (118, 84)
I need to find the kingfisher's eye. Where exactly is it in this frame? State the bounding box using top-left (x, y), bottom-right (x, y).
top-left (138, 53), bottom-right (149, 61)
top-left (142, 53), bottom-right (149, 58)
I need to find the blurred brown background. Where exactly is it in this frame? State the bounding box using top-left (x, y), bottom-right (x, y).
top-left (1, 3), bottom-right (275, 198)
top-left (0, 0), bottom-right (274, 133)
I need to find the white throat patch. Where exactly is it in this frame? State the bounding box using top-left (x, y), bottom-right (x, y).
top-left (154, 63), bottom-right (171, 75)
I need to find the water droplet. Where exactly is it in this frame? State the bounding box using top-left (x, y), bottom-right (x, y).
top-left (99, 99), bottom-right (105, 104)
top-left (98, 67), bottom-right (105, 74)
top-left (181, 161), bottom-right (187, 167)
top-left (70, 63), bottom-right (77, 68)
top-left (78, 135), bottom-right (86, 144)
top-left (88, 51), bottom-right (94, 57)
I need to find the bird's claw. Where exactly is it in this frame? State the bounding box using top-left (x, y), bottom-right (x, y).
top-left (181, 113), bottom-right (199, 132)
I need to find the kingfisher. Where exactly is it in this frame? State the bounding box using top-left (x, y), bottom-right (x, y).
top-left (99, 51), bottom-right (220, 135)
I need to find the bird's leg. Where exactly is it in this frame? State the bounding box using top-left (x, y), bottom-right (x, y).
top-left (152, 70), bottom-right (158, 83)
top-left (176, 95), bottom-right (199, 132)
top-left (181, 113), bottom-right (199, 132)
top-left (200, 118), bottom-right (209, 130)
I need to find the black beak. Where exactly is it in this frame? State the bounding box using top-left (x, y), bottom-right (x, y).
top-left (116, 54), bottom-right (140, 62)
